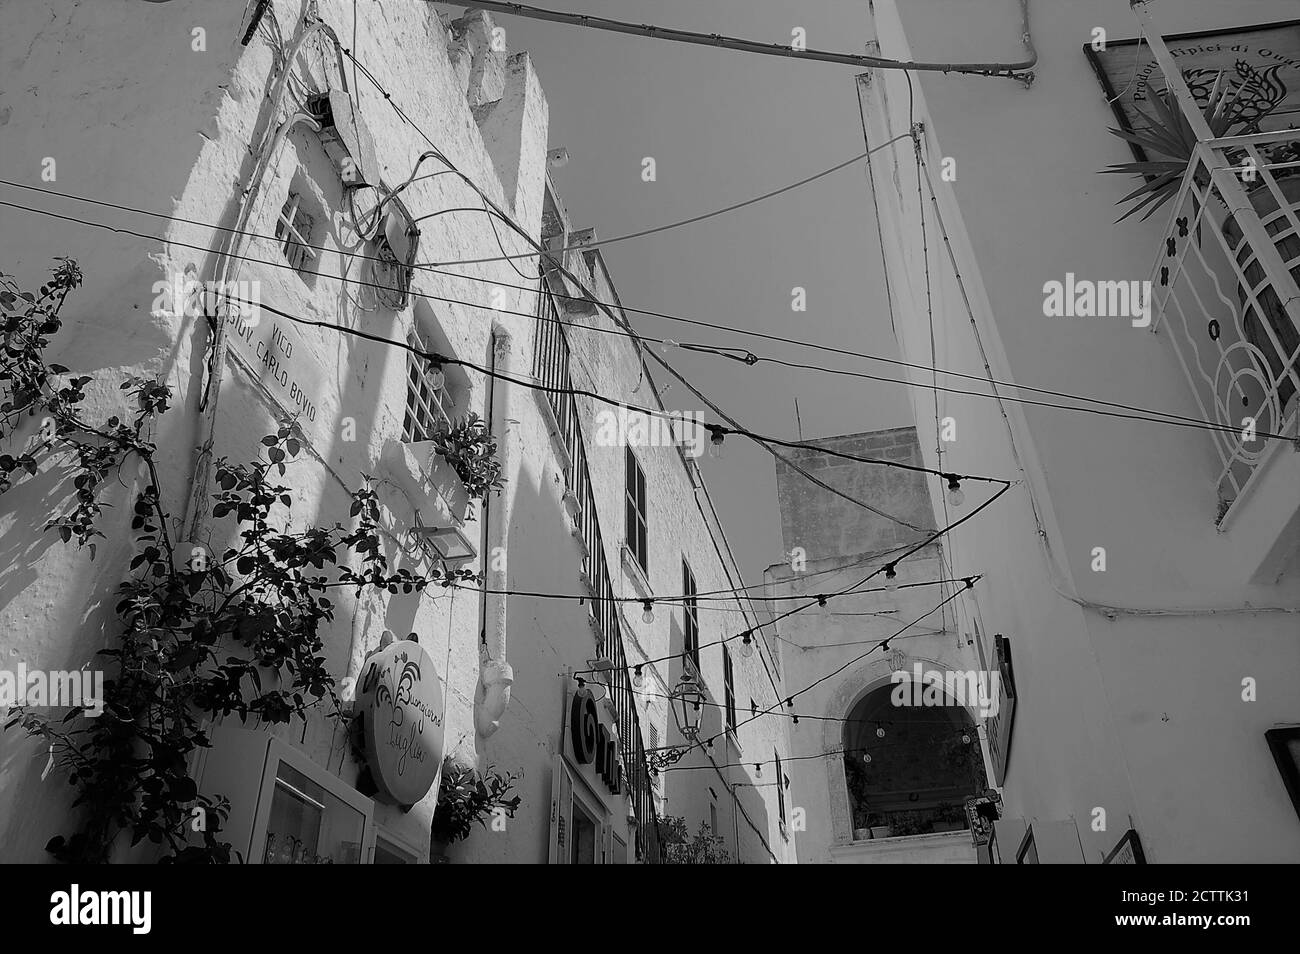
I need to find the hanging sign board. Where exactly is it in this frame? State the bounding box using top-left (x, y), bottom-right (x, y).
top-left (569, 687), bottom-right (624, 796)
top-left (1085, 21), bottom-right (1300, 162)
top-left (359, 640), bottom-right (444, 805)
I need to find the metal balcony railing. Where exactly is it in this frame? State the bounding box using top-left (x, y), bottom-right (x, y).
top-left (1147, 129), bottom-right (1300, 523)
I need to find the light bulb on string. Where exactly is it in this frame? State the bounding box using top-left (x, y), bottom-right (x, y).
top-left (883, 563), bottom-right (899, 591)
top-left (740, 632), bottom-right (755, 659)
top-left (660, 338), bottom-right (679, 353)
top-left (945, 474), bottom-right (965, 508)
top-left (632, 665), bottom-right (644, 690)
top-left (707, 427), bottom-right (725, 459)
top-left (641, 600), bottom-right (654, 624)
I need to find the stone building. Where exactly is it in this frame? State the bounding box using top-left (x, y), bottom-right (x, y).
top-left (0, 0), bottom-right (791, 864)
top-left (859, 0), bottom-right (1300, 862)
top-left (766, 428), bottom-right (990, 863)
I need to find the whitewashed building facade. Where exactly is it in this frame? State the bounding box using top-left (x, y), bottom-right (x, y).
top-left (0, 0), bottom-right (791, 864)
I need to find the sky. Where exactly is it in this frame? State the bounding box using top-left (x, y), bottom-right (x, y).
top-left (461, 1), bottom-right (914, 583)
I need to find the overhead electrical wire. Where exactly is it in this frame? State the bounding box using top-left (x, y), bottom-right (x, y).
top-left (695, 582), bottom-right (980, 750)
top-left (458, 0), bottom-right (1037, 78)
top-left (420, 134), bottom-right (914, 266)
top-left (2, 178), bottom-right (1289, 443)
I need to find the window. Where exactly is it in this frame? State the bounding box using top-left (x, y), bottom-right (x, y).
top-left (624, 447), bottom-right (648, 576)
top-left (261, 760), bottom-right (366, 864)
top-left (275, 192), bottom-right (317, 276)
top-left (373, 836), bottom-right (418, 864)
top-left (682, 560), bottom-right (699, 671)
top-left (775, 750), bottom-right (787, 828)
top-left (569, 799), bottom-right (599, 865)
top-left (723, 646), bottom-right (737, 738)
top-left (403, 328), bottom-right (455, 443)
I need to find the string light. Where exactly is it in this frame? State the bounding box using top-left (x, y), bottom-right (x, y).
top-left (945, 474), bottom-right (965, 508)
top-left (632, 665), bottom-right (644, 689)
top-left (707, 426), bottom-right (725, 459)
top-left (884, 563), bottom-right (899, 591)
top-left (740, 632), bottom-right (755, 658)
top-left (426, 362), bottom-right (446, 391)
top-left (641, 600), bottom-right (654, 624)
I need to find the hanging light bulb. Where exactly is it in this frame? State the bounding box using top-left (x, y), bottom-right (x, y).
top-left (660, 338), bottom-right (679, 353)
top-left (641, 600), bottom-right (654, 624)
top-left (792, 714), bottom-right (799, 725)
top-left (883, 563), bottom-right (899, 591)
top-left (632, 665), bottom-right (644, 689)
top-left (740, 632), bottom-right (755, 658)
top-left (876, 724), bottom-right (886, 739)
top-left (946, 475), bottom-right (965, 508)
top-left (754, 763), bottom-right (763, 776)
top-left (428, 363), bottom-right (446, 391)
top-left (707, 427), bottom-right (725, 459)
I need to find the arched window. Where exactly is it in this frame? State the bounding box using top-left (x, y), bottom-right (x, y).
top-left (842, 683), bottom-right (986, 838)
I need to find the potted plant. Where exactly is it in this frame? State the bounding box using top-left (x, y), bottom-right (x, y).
top-left (429, 757), bottom-right (521, 861)
top-left (1104, 74), bottom-right (1300, 418)
top-left (428, 412), bottom-right (505, 506)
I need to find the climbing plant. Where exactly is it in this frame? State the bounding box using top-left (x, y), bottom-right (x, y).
top-left (2, 260), bottom-right (478, 862)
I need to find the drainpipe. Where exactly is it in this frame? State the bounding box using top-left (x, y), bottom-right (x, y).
top-left (475, 325), bottom-right (515, 738)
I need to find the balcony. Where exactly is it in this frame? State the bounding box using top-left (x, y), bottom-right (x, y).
top-left (1136, 23), bottom-right (1300, 582)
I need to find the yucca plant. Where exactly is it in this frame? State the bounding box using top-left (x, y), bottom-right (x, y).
top-left (1103, 71), bottom-right (1257, 222)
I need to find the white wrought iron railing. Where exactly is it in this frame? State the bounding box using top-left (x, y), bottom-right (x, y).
top-left (1147, 128), bottom-right (1300, 522)
top-left (1128, 2), bottom-right (1300, 525)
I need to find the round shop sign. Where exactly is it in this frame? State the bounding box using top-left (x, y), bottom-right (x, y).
top-left (358, 639), bottom-right (444, 805)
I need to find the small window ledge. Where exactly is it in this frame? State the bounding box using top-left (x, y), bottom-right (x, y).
top-left (620, 544), bottom-right (653, 600)
top-left (379, 438), bottom-right (475, 532)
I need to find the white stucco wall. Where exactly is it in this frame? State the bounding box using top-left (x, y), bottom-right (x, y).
top-left (862, 0), bottom-right (1300, 862)
top-left (0, 0), bottom-right (790, 864)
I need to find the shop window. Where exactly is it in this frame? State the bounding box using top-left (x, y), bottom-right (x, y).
top-left (624, 447), bottom-right (648, 576)
top-left (373, 836), bottom-right (419, 864)
top-left (570, 799), bottom-right (599, 865)
top-left (262, 761), bottom-right (366, 864)
top-left (197, 727), bottom-right (375, 864)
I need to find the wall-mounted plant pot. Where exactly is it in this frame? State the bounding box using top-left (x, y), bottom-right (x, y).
top-left (870, 825), bottom-right (892, 840)
top-left (379, 438), bottom-right (471, 527)
top-left (426, 450), bottom-right (472, 523)
top-left (853, 827), bottom-right (871, 841)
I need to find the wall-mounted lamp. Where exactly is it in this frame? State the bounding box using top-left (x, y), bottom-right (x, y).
top-left (409, 524), bottom-right (476, 562)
